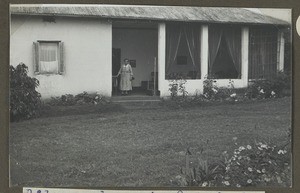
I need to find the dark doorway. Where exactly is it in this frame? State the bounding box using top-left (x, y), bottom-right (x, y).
top-left (112, 48), bottom-right (121, 95)
top-left (112, 48), bottom-right (121, 75)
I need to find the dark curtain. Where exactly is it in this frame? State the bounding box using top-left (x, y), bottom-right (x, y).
top-left (166, 25), bottom-right (182, 72)
top-left (208, 25), bottom-right (223, 76)
top-left (224, 27), bottom-right (241, 78)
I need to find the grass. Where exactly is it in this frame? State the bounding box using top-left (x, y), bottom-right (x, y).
top-left (9, 97), bottom-right (291, 187)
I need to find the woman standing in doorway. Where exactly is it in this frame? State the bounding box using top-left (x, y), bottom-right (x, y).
top-left (117, 58), bottom-right (133, 95)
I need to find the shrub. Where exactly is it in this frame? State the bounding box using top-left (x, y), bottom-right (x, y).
top-left (168, 79), bottom-right (188, 99)
top-left (203, 78), bottom-right (237, 101)
top-left (174, 129), bottom-right (291, 187)
top-left (246, 72), bottom-right (291, 99)
top-left (48, 92), bottom-right (109, 106)
top-left (10, 63), bottom-right (41, 121)
top-left (219, 140), bottom-right (291, 187)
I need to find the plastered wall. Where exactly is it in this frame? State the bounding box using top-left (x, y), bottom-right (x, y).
top-left (10, 15), bottom-right (112, 98)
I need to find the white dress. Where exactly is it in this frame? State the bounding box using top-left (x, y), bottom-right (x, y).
top-left (118, 64), bottom-right (133, 91)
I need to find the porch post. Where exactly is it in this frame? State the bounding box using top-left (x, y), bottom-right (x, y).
top-left (158, 22), bottom-right (166, 95)
top-left (201, 25), bottom-right (209, 80)
top-left (241, 26), bottom-right (249, 87)
top-left (277, 31), bottom-right (285, 72)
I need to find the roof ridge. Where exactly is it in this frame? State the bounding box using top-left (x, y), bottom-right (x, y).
top-left (10, 5), bottom-right (290, 26)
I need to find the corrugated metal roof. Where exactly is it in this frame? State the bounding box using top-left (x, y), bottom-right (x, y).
top-left (10, 4), bottom-right (289, 26)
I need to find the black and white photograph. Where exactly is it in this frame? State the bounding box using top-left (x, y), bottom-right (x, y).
top-left (9, 4), bottom-right (292, 188)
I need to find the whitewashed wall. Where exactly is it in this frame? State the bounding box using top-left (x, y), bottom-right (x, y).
top-left (10, 15), bottom-right (112, 98)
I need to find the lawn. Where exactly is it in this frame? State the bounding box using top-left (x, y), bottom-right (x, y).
top-left (9, 97), bottom-right (292, 187)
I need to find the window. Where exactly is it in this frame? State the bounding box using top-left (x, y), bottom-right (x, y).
top-left (33, 41), bottom-right (64, 74)
top-left (165, 23), bottom-right (201, 80)
top-left (208, 25), bottom-right (241, 79)
top-left (249, 27), bottom-right (279, 79)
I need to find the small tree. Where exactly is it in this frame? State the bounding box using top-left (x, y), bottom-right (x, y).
top-left (10, 63), bottom-right (41, 121)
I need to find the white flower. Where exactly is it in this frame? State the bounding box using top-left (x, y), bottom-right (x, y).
top-left (248, 167), bottom-right (253, 172)
top-left (232, 137), bottom-right (238, 141)
top-left (212, 88), bottom-right (218, 93)
top-left (234, 150), bottom-right (240, 155)
top-left (247, 145), bottom-right (252, 150)
top-left (278, 150), bottom-right (286, 154)
top-left (271, 91), bottom-right (276, 96)
top-left (236, 184), bottom-right (241, 188)
top-left (230, 93), bottom-right (237, 98)
top-left (223, 181), bottom-right (230, 186)
top-left (264, 177), bottom-right (271, 182)
top-left (238, 146), bottom-right (246, 151)
top-left (262, 168), bottom-right (266, 173)
top-left (202, 182), bottom-right (208, 187)
top-left (259, 89), bottom-right (265, 94)
top-left (247, 179), bottom-right (252, 184)
top-left (261, 144), bottom-right (268, 149)
top-left (257, 170), bottom-right (262, 173)
top-left (277, 176), bottom-right (283, 184)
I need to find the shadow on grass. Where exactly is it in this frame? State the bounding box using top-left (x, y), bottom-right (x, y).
top-left (39, 103), bottom-right (126, 118)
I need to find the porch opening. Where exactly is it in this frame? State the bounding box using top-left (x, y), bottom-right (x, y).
top-left (112, 21), bottom-right (158, 96)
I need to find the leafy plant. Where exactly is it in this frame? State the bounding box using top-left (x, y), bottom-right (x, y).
top-left (10, 63), bottom-right (41, 121)
top-left (219, 140), bottom-right (291, 187)
top-left (245, 71), bottom-right (291, 99)
top-left (174, 129), bottom-right (291, 187)
top-left (174, 143), bottom-right (226, 187)
top-left (48, 92), bottom-right (109, 106)
top-left (168, 79), bottom-right (188, 99)
top-left (203, 76), bottom-right (237, 101)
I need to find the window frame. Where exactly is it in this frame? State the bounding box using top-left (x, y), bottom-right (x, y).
top-left (207, 24), bottom-right (242, 80)
top-left (165, 23), bottom-right (201, 80)
top-left (33, 40), bottom-right (64, 75)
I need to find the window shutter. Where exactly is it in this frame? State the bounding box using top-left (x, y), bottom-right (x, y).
top-left (58, 42), bottom-right (64, 75)
top-left (33, 42), bottom-right (40, 74)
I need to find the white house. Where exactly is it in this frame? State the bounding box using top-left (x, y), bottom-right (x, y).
top-left (10, 4), bottom-right (290, 98)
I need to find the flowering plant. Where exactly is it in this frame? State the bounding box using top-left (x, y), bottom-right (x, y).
top-left (220, 141), bottom-right (291, 187)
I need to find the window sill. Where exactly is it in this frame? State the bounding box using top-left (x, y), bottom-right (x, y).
top-left (34, 72), bottom-right (63, 76)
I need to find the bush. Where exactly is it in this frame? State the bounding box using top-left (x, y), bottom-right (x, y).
top-left (48, 92), bottom-right (109, 106)
top-left (168, 79), bottom-right (188, 99)
top-left (10, 63), bottom-right (41, 121)
top-left (173, 129), bottom-right (291, 187)
top-left (246, 72), bottom-right (291, 99)
top-left (203, 78), bottom-right (238, 101)
top-left (219, 140), bottom-right (291, 187)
